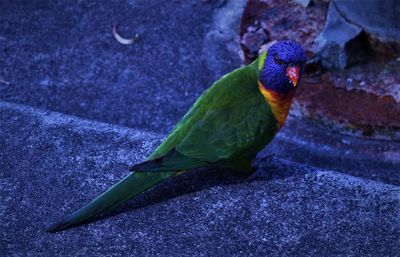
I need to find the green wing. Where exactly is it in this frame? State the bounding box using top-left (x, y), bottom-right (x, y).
top-left (148, 58), bottom-right (277, 168)
top-left (47, 56), bottom-right (277, 232)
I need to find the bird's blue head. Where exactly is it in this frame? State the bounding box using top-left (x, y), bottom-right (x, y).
top-left (259, 40), bottom-right (307, 94)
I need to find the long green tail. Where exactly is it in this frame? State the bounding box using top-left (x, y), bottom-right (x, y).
top-left (47, 171), bottom-right (178, 232)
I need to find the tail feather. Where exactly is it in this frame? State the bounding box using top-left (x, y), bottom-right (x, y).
top-left (47, 171), bottom-right (177, 232)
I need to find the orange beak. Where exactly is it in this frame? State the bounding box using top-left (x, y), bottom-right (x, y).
top-left (286, 66), bottom-right (300, 87)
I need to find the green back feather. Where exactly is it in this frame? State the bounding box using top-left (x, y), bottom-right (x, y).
top-left (48, 55), bottom-right (277, 232)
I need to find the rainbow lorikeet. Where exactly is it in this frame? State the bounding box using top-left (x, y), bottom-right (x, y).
top-left (48, 40), bottom-right (307, 232)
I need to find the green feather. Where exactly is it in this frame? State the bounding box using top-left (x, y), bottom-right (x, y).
top-left (47, 55), bottom-right (277, 232)
top-left (47, 172), bottom-right (177, 232)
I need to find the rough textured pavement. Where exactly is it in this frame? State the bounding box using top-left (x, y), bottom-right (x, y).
top-left (0, 0), bottom-right (243, 133)
top-left (2, 102), bottom-right (399, 257)
top-left (1, 1), bottom-right (399, 256)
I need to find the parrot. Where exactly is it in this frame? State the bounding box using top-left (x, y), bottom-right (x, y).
top-left (47, 40), bottom-right (307, 232)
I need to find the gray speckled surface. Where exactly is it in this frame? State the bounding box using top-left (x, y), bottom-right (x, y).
top-left (1, 101), bottom-right (399, 257)
top-left (1, 0), bottom-right (399, 256)
top-left (0, 0), bottom-right (243, 133)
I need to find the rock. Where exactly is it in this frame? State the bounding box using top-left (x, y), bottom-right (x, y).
top-left (313, 2), bottom-right (364, 69)
top-left (268, 115), bottom-right (400, 186)
top-left (333, 0), bottom-right (400, 42)
top-left (1, 101), bottom-right (399, 256)
top-left (202, 0), bottom-right (247, 76)
top-left (239, 0), bottom-right (328, 64)
top-left (241, 27), bottom-right (269, 59)
top-left (314, 0), bottom-right (400, 69)
top-left (293, 0), bottom-right (311, 8)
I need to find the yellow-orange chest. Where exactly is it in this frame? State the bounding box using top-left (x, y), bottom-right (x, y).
top-left (258, 81), bottom-right (294, 130)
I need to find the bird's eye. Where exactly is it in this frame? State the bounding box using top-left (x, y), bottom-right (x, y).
top-left (288, 62), bottom-right (294, 67)
top-left (274, 54), bottom-right (282, 64)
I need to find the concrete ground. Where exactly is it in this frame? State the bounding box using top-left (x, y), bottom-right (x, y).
top-left (1, 1), bottom-right (399, 256)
